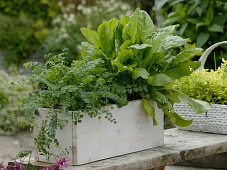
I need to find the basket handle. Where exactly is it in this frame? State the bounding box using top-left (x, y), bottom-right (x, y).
top-left (196, 41), bottom-right (227, 71)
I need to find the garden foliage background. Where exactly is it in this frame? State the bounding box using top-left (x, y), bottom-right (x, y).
top-left (0, 0), bottom-right (226, 135)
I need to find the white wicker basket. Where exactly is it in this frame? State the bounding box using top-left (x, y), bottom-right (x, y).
top-left (174, 41), bottom-right (227, 134)
top-left (174, 103), bottom-right (227, 134)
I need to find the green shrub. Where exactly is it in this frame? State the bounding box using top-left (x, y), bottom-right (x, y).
top-left (0, 71), bottom-right (32, 135)
top-left (156, 0), bottom-right (227, 68)
top-left (0, 0), bottom-right (60, 68)
top-left (0, 15), bottom-right (48, 68)
top-left (173, 59), bottom-right (227, 104)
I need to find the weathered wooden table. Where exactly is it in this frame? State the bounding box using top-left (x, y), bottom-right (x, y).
top-left (26, 128), bottom-right (227, 170)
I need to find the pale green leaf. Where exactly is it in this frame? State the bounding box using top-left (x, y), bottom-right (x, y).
top-left (168, 89), bottom-right (211, 113)
top-left (80, 28), bottom-right (98, 45)
top-left (142, 98), bottom-right (157, 126)
top-left (120, 15), bottom-right (129, 26)
top-left (169, 112), bottom-right (193, 127)
top-left (98, 18), bottom-right (117, 55)
top-left (176, 90), bottom-right (211, 113)
top-left (123, 8), bottom-right (155, 44)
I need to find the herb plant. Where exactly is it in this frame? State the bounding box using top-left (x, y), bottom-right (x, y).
top-left (173, 59), bottom-right (227, 105)
top-left (19, 9), bottom-right (210, 159)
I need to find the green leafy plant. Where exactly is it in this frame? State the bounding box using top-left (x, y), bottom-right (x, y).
top-left (173, 59), bottom-right (227, 105)
top-left (156, 0), bottom-right (227, 68)
top-left (0, 71), bottom-right (31, 135)
top-left (19, 9), bottom-right (210, 159)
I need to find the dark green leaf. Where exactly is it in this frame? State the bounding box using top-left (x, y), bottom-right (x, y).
top-left (208, 24), bottom-right (223, 32)
top-left (205, 6), bottom-right (213, 25)
top-left (196, 32), bottom-right (209, 48)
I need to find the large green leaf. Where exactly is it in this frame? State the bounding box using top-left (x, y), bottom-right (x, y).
top-left (151, 25), bottom-right (188, 53)
top-left (168, 89), bottom-right (210, 113)
top-left (140, 10), bottom-right (155, 39)
top-left (80, 28), bottom-right (98, 46)
top-left (148, 89), bottom-right (192, 127)
top-left (169, 112), bottom-right (193, 127)
top-left (152, 35), bottom-right (189, 53)
top-left (115, 16), bottom-right (129, 48)
top-left (142, 98), bottom-right (157, 126)
top-left (165, 61), bottom-right (201, 80)
top-left (132, 67), bottom-right (149, 79)
top-left (122, 8), bottom-right (155, 44)
top-left (170, 48), bottom-right (203, 65)
top-left (178, 93), bottom-right (210, 113)
top-left (97, 18), bottom-right (117, 55)
top-left (148, 74), bottom-right (173, 86)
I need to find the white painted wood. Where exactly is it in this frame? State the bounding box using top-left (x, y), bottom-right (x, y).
top-left (36, 100), bottom-right (164, 165)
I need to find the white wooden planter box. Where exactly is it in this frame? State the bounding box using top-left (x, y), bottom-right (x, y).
top-left (35, 100), bottom-right (164, 165)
